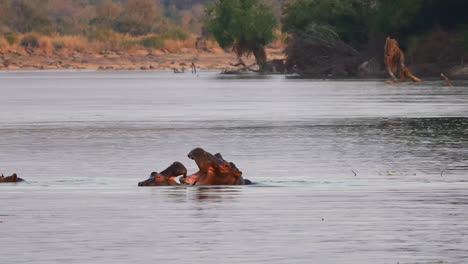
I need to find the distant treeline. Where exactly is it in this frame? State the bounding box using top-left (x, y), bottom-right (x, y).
top-left (0, 0), bottom-right (217, 37)
top-left (1, 0), bottom-right (467, 70)
top-left (282, 0), bottom-right (468, 51)
top-left (281, 0), bottom-right (468, 75)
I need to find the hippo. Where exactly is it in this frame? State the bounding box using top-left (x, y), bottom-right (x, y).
top-left (0, 173), bottom-right (24, 183)
top-left (138, 161), bottom-right (187, 186)
top-left (180, 148), bottom-right (250, 185)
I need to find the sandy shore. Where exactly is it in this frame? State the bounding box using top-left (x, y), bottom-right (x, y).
top-left (0, 47), bottom-right (285, 72)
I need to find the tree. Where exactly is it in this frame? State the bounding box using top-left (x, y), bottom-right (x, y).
top-left (114, 0), bottom-right (158, 36)
top-left (4, 0), bottom-right (51, 33)
top-left (90, 0), bottom-right (122, 29)
top-left (282, 0), bottom-right (373, 49)
top-left (204, 0), bottom-right (277, 71)
top-left (96, 0), bottom-right (122, 21)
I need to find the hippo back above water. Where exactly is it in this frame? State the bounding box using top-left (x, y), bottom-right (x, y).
top-left (0, 173), bottom-right (24, 183)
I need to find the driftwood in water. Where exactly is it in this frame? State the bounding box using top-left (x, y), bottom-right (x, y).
top-left (229, 60), bottom-right (259, 72)
top-left (191, 62), bottom-right (197, 74)
top-left (384, 37), bottom-right (422, 83)
top-left (440, 73), bottom-right (452, 86)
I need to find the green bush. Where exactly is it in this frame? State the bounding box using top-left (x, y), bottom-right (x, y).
top-left (4, 32), bottom-right (19, 45)
top-left (120, 39), bottom-right (140, 50)
top-left (461, 25), bottom-right (468, 53)
top-left (140, 36), bottom-right (164, 49)
top-left (87, 29), bottom-right (118, 42)
top-left (161, 28), bottom-right (188, 40)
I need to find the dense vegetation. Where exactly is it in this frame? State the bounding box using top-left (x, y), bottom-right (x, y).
top-left (282, 0), bottom-right (468, 75)
top-left (204, 0), bottom-right (277, 70)
top-left (1, 0), bottom-right (467, 75)
top-left (0, 0), bottom-right (225, 54)
top-left (0, 0), bottom-right (212, 36)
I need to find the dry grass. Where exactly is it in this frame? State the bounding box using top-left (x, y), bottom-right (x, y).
top-left (53, 35), bottom-right (89, 53)
top-left (38, 36), bottom-right (54, 54)
top-left (2, 31), bottom-right (227, 56)
top-left (0, 36), bottom-right (9, 52)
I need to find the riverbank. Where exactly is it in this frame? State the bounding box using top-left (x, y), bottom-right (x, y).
top-left (0, 46), bottom-right (285, 72)
top-left (2, 46), bottom-right (467, 80)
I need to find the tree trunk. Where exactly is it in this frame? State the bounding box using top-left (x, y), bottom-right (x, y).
top-left (252, 45), bottom-right (268, 72)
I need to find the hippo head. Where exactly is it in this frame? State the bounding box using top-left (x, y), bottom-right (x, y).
top-left (138, 172), bottom-right (167, 186)
top-left (187, 148), bottom-right (219, 172)
top-left (138, 162), bottom-right (187, 186)
top-left (184, 148), bottom-right (244, 185)
top-left (0, 173), bottom-right (23, 183)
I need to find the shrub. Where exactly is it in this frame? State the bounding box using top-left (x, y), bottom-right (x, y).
top-left (21, 33), bottom-right (40, 48)
top-left (52, 39), bottom-right (65, 51)
top-left (0, 37), bottom-right (9, 52)
top-left (140, 36), bottom-right (164, 49)
top-left (4, 32), bottom-right (19, 45)
top-left (461, 24), bottom-right (468, 54)
top-left (120, 39), bottom-right (141, 50)
top-left (161, 28), bottom-right (188, 41)
top-left (88, 29), bottom-right (119, 42)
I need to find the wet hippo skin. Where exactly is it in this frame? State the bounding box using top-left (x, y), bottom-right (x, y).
top-left (0, 173), bottom-right (24, 183)
top-left (138, 162), bottom-right (187, 186)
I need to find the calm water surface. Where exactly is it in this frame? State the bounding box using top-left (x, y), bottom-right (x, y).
top-left (0, 71), bottom-right (467, 264)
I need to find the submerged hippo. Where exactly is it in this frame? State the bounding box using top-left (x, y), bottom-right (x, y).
top-left (180, 148), bottom-right (250, 185)
top-left (0, 173), bottom-right (24, 183)
top-left (138, 161), bottom-right (187, 186)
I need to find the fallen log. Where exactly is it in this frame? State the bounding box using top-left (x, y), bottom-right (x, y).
top-left (384, 37), bottom-right (422, 83)
top-left (440, 73), bottom-right (452, 86)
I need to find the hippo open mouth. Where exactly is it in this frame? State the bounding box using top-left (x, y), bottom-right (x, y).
top-left (187, 147), bottom-right (220, 172)
top-left (179, 171), bottom-right (204, 185)
top-left (185, 148), bottom-right (246, 185)
top-left (138, 148), bottom-right (252, 187)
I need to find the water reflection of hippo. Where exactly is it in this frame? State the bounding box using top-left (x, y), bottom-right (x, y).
top-left (138, 162), bottom-right (187, 186)
top-left (0, 173), bottom-right (24, 183)
top-left (180, 148), bottom-right (251, 185)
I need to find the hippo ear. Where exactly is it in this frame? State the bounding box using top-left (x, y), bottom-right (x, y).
top-left (150, 172), bottom-right (158, 178)
top-left (214, 153), bottom-right (226, 162)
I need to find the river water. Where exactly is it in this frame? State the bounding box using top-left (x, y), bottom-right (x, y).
top-left (0, 71), bottom-right (467, 264)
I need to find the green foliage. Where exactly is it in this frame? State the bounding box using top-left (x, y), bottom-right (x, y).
top-left (461, 25), bottom-right (468, 53)
top-left (204, 0), bottom-right (277, 66)
top-left (4, 32), bottom-right (19, 45)
top-left (282, 0), bottom-right (372, 48)
top-left (283, 0), bottom-right (468, 47)
top-left (87, 29), bottom-right (119, 42)
top-left (303, 23), bottom-right (339, 39)
top-left (372, 0), bottom-right (426, 35)
top-left (161, 28), bottom-right (188, 41)
top-left (140, 36), bottom-right (164, 49)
